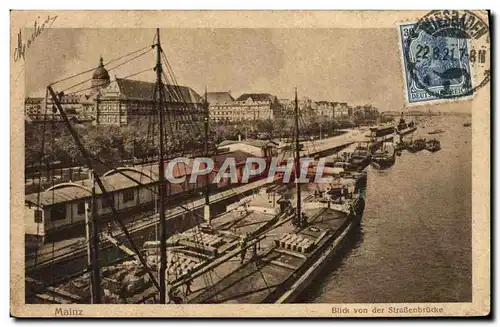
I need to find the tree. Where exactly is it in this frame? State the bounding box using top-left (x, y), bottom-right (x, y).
top-left (256, 119), bottom-right (275, 138)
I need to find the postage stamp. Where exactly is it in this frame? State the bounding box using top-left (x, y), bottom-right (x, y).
top-left (10, 10), bottom-right (490, 318)
top-left (399, 10), bottom-right (490, 104)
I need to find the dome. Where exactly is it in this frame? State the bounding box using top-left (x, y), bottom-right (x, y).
top-left (92, 56), bottom-right (110, 80)
top-left (91, 56), bottom-right (110, 91)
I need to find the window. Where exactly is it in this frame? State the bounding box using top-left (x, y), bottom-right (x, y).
top-left (34, 210), bottom-right (42, 223)
top-left (77, 201), bottom-right (86, 215)
top-left (51, 204), bottom-right (66, 221)
top-left (101, 195), bottom-right (114, 209)
top-left (123, 189), bottom-right (135, 203)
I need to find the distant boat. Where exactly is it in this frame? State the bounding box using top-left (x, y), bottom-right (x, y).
top-left (426, 139), bottom-right (441, 152)
top-left (463, 122), bottom-right (471, 127)
top-left (394, 138), bottom-right (408, 152)
top-left (371, 142), bottom-right (396, 170)
top-left (407, 138), bottom-right (427, 153)
top-left (428, 129), bottom-right (445, 135)
top-left (371, 151), bottom-right (395, 169)
top-left (395, 112), bottom-right (417, 135)
top-left (348, 148), bottom-right (372, 170)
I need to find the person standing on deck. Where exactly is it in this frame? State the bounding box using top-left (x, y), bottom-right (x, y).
top-left (341, 185), bottom-right (347, 202)
top-left (301, 211), bottom-right (308, 227)
top-left (107, 222), bottom-right (113, 237)
top-left (185, 270), bottom-right (193, 296)
top-left (240, 233), bottom-right (248, 264)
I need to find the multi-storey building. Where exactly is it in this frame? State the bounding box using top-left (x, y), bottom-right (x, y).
top-left (25, 95), bottom-right (91, 123)
top-left (94, 77), bottom-right (205, 127)
top-left (206, 91), bottom-right (236, 123)
top-left (25, 97), bottom-right (45, 115)
top-left (315, 101), bottom-right (335, 118)
top-left (234, 93), bottom-right (280, 121)
top-left (333, 102), bottom-right (350, 119)
top-left (351, 105), bottom-right (379, 120)
top-left (25, 57), bottom-right (205, 127)
top-left (206, 92), bottom-right (282, 123)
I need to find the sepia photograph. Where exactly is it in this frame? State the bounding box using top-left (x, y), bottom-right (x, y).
top-left (10, 10), bottom-right (491, 317)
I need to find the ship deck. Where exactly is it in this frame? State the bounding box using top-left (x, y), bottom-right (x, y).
top-left (46, 184), bottom-right (358, 304)
top-left (183, 207), bottom-right (350, 303)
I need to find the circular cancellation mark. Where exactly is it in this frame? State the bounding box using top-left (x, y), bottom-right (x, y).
top-left (403, 10), bottom-right (490, 100)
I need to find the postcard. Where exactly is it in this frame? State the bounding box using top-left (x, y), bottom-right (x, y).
top-left (10, 10), bottom-right (490, 318)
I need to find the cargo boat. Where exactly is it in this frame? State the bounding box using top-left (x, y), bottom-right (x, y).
top-left (185, 189), bottom-right (365, 302)
top-left (369, 125), bottom-right (395, 138)
top-left (348, 147), bottom-right (372, 170)
top-left (395, 113), bottom-right (417, 136)
top-left (425, 139), bottom-right (441, 152)
top-left (407, 138), bottom-right (427, 153)
top-left (428, 129), bottom-right (445, 135)
top-left (371, 143), bottom-right (396, 170)
top-left (397, 125), bottom-right (417, 136)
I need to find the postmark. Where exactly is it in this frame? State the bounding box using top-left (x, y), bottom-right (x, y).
top-left (399, 10), bottom-right (490, 103)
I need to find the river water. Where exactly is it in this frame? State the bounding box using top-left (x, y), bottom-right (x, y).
top-left (302, 116), bottom-right (472, 303)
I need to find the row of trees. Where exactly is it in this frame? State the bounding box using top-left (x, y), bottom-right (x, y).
top-left (25, 114), bottom-right (394, 169)
top-left (212, 114), bottom-right (393, 142)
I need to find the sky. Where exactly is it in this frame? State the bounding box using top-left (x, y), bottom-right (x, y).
top-left (22, 28), bottom-right (470, 113)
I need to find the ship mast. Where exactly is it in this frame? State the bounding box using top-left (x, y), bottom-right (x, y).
top-left (84, 170), bottom-right (101, 304)
top-left (155, 28), bottom-right (168, 304)
top-left (46, 34), bottom-right (165, 304)
top-left (204, 86), bottom-right (211, 226)
top-left (294, 88), bottom-right (302, 226)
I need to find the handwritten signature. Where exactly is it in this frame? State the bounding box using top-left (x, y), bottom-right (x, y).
top-left (13, 14), bottom-right (58, 62)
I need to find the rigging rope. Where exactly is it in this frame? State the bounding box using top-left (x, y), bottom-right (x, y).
top-left (60, 47), bottom-right (153, 94)
top-left (66, 67), bottom-right (154, 96)
top-left (32, 88), bottom-right (51, 269)
top-left (50, 45), bottom-right (152, 86)
top-left (49, 107), bottom-right (57, 302)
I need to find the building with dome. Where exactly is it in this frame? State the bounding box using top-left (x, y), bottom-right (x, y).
top-left (91, 56), bottom-right (111, 92)
top-left (26, 57), bottom-right (205, 127)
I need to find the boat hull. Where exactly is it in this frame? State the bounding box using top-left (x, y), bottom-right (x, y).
top-left (407, 139), bottom-right (427, 153)
top-left (348, 156), bottom-right (371, 170)
top-left (274, 211), bottom-right (364, 303)
top-left (371, 156), bottom-right (395, 169)
top-left (397, 126), bottom-right (417, 136)
top-left (186, 195), bottom-right (366, 304)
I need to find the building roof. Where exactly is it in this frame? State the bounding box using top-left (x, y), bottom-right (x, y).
top-left (114, 78), bottom-right (203, 103)
top-left (218, 139), bottom-right (278, 148)
top-left (244, 139), bottom-right (278, 148)
top-left (25, 97), bottom-right (44, 104)
top-left (25, 150), bottom-right (254, 207)
top-left (236, 93), bottom-right (276, 103)
top-left (212, 150), bottom-right (253, 169)
top-left (205, 92), bottom-right (234, 104)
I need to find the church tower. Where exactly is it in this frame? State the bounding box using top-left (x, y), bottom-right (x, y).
top-left (91, 56), bottom-right (110, 93)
